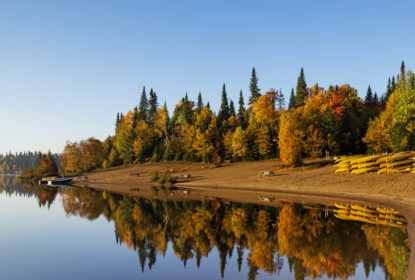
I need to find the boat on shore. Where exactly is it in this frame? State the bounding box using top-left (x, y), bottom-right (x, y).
top-left (39, 177), bottom-right (72, 186)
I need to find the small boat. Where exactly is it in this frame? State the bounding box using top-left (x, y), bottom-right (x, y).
top-left (39, 177), bottom-right (72, 186)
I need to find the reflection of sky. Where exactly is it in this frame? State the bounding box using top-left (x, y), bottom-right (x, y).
top-left (0, 188), bottom-right (387, 280)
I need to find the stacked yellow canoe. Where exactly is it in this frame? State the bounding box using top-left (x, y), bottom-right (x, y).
top-left (376, 152), bottom-right (415, 174)
top-left (335, 152), bottom-right (415, 174)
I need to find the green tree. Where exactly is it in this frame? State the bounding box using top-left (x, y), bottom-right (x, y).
top-left (229, 100), bottom-right (235, 116)
top-left (148, 88), bottom-right (158, 124)
top-left (365, 86), bottom-right (373, 105)
top-left (238, 90), bottom-right (245, 115)
top-left (138, 87), bottom-right (148, 122)
top-left (249, 67), bottom-right (261, 103)
top-left (197, 92), bottom-right (203, 112)
top-left (217, 83), bottom-right (230, 126)
top-left (289, 88), bottom-right (296, 109)
top-left (295, 68), bottom-right (308, 108)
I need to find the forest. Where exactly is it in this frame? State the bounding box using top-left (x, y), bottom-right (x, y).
top-left (61, 62), bottom-right (415, 172)
top-left (7, 180), bottom-right (408, 280)
top-left (0, 151), bottom-right (60, 174)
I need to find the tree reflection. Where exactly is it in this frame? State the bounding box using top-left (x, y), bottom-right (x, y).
top-left (48, 187), bottom-right (410, 279)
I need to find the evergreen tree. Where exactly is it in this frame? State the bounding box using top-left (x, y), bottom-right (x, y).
top-left (148, 88), bottom-right (158, 124)
top-left (373, 92), bottom-right (379, 104)
top-left (206, 102), bottom-right (210, 109)
top-left (365, 86), bottom-right (373, 105)
top-left (249, 67), bottom-right (261, 103)
top-left (386, 77), bottom-right (392, 100)
top-left (217, 83), bottom-right (230, 125)
top-left (295, 68), bottom-right (308, 108)
top-left (400, 60), bottom-right (406, 81)
top-left (197, 92), bottom-right (203, 112)
top-left (115, 112), bottom-right (120, 131)
top-left (277, 88), bottom-right (286, 109)
top-left (229, 100), bottom-right (235, 116)
top-left (238, 90), bottom-right (245, 115)
top-left (138, 86), bottom-right (148, 121)
top-left (392, 76), bottom-right (396, 92)
top-left (289, 88), bottom-right (296, 109)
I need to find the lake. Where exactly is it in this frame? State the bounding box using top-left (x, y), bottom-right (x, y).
top-left (0, 176), bottom-right (410, 279)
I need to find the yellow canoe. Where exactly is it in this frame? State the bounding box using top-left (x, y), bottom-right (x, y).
top-left (352, 166), bottom-right (379, 174)
top-left (386, 159), bottom-right (415, 168)
top-left (384, 152), bottom-right (415, 163)
top-left (376, 207), bottom-right (401, 215)
top-left (378, 168), bottom-right (387, 174)
top-left (352, 155), bottom-right (387, 164)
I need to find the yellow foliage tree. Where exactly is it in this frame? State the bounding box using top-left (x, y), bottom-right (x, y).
top-left (278, 111), bottom-right (303, 166)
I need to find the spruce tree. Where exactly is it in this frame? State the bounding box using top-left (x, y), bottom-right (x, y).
top-left (374, 92), bottom-right (379, 104)
top-left (400, 60), bottom-right (406, 81)
top-left (238, 90), bottom-right (245, 115)
top-left (148, 88), bottom-right (158, 123)
top-left (392, 76), bottom-right (396, 92)
top-left (138, 86), bottom-right (148, 121)
top-left (386, 77), bottom-right (392, 100)
top-left (206, 102), bottom-right (210, 109)
top-left (249, 67), bottom-right (261, 103)
top-left (229, 100), bottom-right (235, 116)
top-left (115, 112), bottom-right (120, 131)
top-left (277, 88), bottom-right (285, 110)
top-left (197, 92), bottom-right (203, 112)
top-left (295, 68), bottom-right (308, 108)
top-left (365, 86), bottom-right (373, 105)
top-left (217, 83), bottom-right (230, 125)
top-left (289, 88), bottom-right (296, 109)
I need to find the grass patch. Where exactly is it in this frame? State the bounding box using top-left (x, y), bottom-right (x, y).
top-left (150, 170), bottom-right (177, 188)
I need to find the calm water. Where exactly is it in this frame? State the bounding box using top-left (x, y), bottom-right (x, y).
top-left (0, 176), bottom-right (410, 280)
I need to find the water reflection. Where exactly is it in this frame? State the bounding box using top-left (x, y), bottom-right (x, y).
top-left (1, 177), bottom-right (410, 280)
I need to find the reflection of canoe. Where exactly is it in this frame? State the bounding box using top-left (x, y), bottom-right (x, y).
top-left (351, 209), bottom-right (377, 219)
top-left (377, 207), bottom-right (400, 215)
top-left (379, 213), bottom-right (407, 223)
top-left (334, 203), bottom-right (349, 210)
top-left (334, 213), bottom-right (407, 230)
top-left (350, 205), bottom-right (376, 213)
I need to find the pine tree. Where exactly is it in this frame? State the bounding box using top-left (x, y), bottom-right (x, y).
top-left (197, 92), bottom-right (203, 112)
top-left (148, 88), bottom-right (158, 123)
top-left (365, 86), bottom-right (373, 105)
top-left (115, 112), bottom-right (120, 131)
top-left (206, 102), bottom-right (210, 109)
top-left (238, 90), bottom-right (245, 115)
top-left (373, 92), bottom-right (378, 104)
top-left (400, 60), bottom-right (406, 81)
top-left (295, 68), bottom-right (308, 108)
top-left (392, 76), bottom-right (396, 92)
top-left (386, 77), bottom-right (392, 100)
top-left (289, 88), bottom-right (296, 109)
top-left (217, 83), bottom-right (230, 125)
top-left (229, 100), bottom-right (235, 116)
top-left (249, 67), bottom-right (261, 103)
top-left (138, 87), bottom-right (148, 121)
top-left (277, 88), bottom-right (285, 109)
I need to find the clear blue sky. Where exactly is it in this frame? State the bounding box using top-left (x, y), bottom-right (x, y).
top-left (0, 0), bottom-right (413, 154)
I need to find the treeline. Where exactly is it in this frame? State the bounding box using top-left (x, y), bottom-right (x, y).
top-left (0, 151), bottom-right (61, 174)
top-left (61, 62), bottom-right (414, 171)
top-left (18, 152), bottom-right (59, 183)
